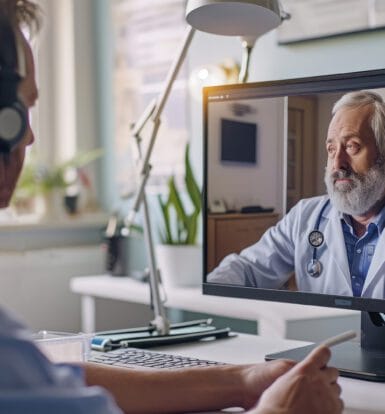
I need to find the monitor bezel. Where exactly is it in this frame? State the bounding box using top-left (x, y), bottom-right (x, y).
top-left (202, 68), bottom-right (385, 313)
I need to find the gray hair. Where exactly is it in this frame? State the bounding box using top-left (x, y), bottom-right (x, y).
top-left (332, 90), bottom-right (385, 158)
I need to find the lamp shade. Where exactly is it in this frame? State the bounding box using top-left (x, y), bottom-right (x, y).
top-left (186, 0), bottom-right (282, 37)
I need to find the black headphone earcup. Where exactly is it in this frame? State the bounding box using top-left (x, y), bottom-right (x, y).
top-left (0, 19), bottom-right (27, 153)
top-left (0, 100), bottom-right (27, 152)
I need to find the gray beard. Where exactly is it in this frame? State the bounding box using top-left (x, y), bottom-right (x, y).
top-left (324, 161), bottom-right (385, 216)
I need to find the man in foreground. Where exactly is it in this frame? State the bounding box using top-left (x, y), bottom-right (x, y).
top-left (0, 1), bottom-right (342, 413)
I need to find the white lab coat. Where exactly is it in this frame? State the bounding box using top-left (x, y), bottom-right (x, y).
top-left (208, 195), bottom-right (385, 299)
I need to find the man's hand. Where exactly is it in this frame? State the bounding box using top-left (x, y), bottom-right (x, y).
top-left (239, 359), bottom-right (296, 409)
top-left (248, 345), bottom-right (343, 414)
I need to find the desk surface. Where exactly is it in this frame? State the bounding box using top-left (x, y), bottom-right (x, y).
top-left (150, 333), bottom-right (385, 414)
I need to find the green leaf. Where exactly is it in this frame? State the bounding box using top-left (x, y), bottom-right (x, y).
top-left (157, 194), bottom-right (173, 244)
top-left (15, 148), bottom-right (104, 196)
top-left (168, 176), bottom-right (189, 229)
top-left (186, 211), bottom-right (199, 244)
top-left (59, 148), bottom-right (104, 171)
top-left (157, 143), bottom-right (202, 245)
top-left (185, 145), bottom-right (201, 214)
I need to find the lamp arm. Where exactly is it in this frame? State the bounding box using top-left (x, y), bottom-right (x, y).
top-left (152, 26), bottom-right (195, 123)
top-left (123, 26), bottom-right (196, 335)
top-left (278, 0), bottom-right (291, 20)
top-left (131, 98), bottom-right (157, 139)
top-left (127, 25), bottom-right (196, 218)
top-left (125, 25), bottom-right (196, 229)
top-left (239, 43), bottom-right (253, 83)
top-left (238, 36), bottom-right (256, 83)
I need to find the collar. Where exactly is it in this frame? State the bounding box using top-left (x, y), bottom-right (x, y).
top-left (339, 204), bottom-right (385, 236)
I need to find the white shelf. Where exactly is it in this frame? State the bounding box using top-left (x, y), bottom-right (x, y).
top-left (71, 275), bottom-right (357, 337)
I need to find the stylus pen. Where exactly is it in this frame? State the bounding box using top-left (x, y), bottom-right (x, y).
top-left (320, 330), bottom-right (357, 348)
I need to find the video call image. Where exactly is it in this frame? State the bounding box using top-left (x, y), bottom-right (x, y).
top-left (205, 88), bottom-right (385, 300)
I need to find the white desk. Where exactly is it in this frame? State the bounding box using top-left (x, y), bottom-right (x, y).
top-left (71, 275), bottom-right (357, 337)
top-left (150, 333), bottom-right (385, 414)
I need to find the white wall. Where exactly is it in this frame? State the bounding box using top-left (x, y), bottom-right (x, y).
top-left (0, 246), bottom-right (152, 332)
top-left (251, 30), bottom-right (385, 82)
top-left (207, 97), bottom-right (285, 213)
top-left (0, 246), bottom-right (102, 331)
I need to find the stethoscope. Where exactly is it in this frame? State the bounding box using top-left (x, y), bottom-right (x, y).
top-left (307, 199), bottom-right (330, 278)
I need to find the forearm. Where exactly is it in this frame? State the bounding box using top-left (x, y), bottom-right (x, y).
top-left (83, 362), bottom-right (248, 414)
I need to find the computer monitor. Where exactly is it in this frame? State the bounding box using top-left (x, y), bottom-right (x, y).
top-left (203, 69), bottom-right (385, 382)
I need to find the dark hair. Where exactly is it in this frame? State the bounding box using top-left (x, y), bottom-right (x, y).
top-left (0, 0), bottom-right (41, 34)
top-left (0, 0), bottom-right (40, 73)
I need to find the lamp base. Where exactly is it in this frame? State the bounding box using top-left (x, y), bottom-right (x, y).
top-left (91, 319), bottom-right (233, 351)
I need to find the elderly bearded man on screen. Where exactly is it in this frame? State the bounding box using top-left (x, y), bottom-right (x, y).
top-left (209, 90), bottom-right (385, 299)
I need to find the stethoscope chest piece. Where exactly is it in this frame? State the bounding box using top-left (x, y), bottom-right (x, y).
top-left (307, 259), bottom-right (323, 278)
top-left (308, 230), bottom-right (324, 248)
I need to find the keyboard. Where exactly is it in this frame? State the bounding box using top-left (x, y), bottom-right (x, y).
top-left (88, 347), bottom-right (225, 369)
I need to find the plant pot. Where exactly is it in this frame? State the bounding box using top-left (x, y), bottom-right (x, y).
top-left (155, 244), bottom-right (202, 288)
top-left (42, 189), bottom-right (66, 219)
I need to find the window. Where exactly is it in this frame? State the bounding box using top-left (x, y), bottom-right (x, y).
top-left (111, 0), bottom-right (189, 196)
top-left (10, 0), bottom-right (104, 224)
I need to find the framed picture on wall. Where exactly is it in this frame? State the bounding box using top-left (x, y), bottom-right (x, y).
top-left (278, 0), bottom-right (385, 45)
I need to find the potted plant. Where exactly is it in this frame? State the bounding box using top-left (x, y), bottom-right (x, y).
top-left (156, 144), bottom-right (202, 288)
top-left (13, 148), bottom-right (103, 217)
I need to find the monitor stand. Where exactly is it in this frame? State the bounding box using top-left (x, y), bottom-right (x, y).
top-left (265, 312), bottom-right (385, 382)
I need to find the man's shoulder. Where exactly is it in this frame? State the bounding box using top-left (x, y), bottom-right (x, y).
top-left (0, 305), bottom-right (30, 338)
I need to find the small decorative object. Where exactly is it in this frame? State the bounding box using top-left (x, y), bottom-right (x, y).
top-left (156, 144), bottom-right (202, 288)
top-left (103, 212), bottom-right (144, 277)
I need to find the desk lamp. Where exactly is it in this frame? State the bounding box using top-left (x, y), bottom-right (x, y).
top-left (103, 0), bottom-right (288, 348)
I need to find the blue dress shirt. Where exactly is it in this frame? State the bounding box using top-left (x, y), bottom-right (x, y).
top-left (0, 306), bottom-right (122, 414)
top-left (342, 206), bottom-right (385, 297)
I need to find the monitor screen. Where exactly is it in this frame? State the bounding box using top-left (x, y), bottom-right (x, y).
top-left (202, 69), bottom-right (385, 380)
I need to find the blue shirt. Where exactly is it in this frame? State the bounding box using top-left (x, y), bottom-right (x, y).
top-left (341, 206), bottom-right (385, 297)
top-left (0, 306), bottom-right (122, 414)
